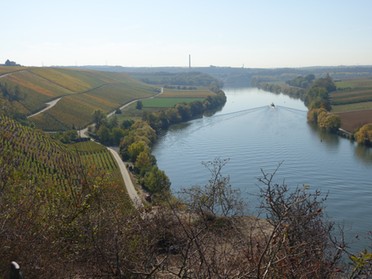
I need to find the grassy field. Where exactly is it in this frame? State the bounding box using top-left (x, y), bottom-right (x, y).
top-left (143, 97), bottom-right (204, 108)
top-left (160, 88), bottom-right (215, 98)
top-left (0, 66), bottom-right (24, 75)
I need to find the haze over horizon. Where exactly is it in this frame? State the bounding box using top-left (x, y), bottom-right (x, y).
top-left (2, 0), bottom-right (372, 68)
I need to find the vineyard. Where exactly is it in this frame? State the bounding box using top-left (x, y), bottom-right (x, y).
top-left (0, 115), bottom-right (132, 209)
top-left (331, 78), bottom-right (372, 131)
top-left (332, 78), bottom-right (372, 107)
top-left (0, 67), bottom-right (159, 131)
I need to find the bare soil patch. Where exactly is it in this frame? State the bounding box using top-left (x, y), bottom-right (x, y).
top-left (336, 109), bottom-right (372, 132)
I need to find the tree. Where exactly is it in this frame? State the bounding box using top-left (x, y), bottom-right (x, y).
top-left (136, 100), bottom-right (143, 110)
top-left (180, 158), bottom-right (245, 220)
top-left (127, 140), bottom-right (149, 162)
top-left (354, 124), bottom-right (372, 145)
top-left (135, 150), bottom-right (156, 175)
top-left (96, 125), bottom-right (111, 145)
top-left (144, 166), bottom-right (171, 196)
top-left (111, 127), bottom-right (125, 146)
top-left (256, 165), bottom-right (345, 278)
top-left (92, 109), bottom-right (106, 129)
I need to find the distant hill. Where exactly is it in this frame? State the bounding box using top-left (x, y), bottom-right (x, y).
top-left (75, 65), bottom-right (372, 86)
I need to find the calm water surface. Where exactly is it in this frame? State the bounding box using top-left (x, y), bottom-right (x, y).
top-left (152, 87), bottom-right (372, 250)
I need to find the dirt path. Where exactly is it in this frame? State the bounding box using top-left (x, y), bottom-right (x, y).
top-left (107, 147), bottom-right (143, 210)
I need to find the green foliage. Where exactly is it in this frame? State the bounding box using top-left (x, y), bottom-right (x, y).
top-left (142, 97), bottom-right (204, 108)
top-left (144, 166), bottom-right (171, 195)
top-left (119, 120), bottom-right (156, 162)
top-left (286, 74), bottom-right (315, 89)
top-left (127, 141), bottom-right (149, 162)
top-left (142, 90), bottom-right (226, 133)
top-left (136, 100), bottom-right (143, 110)
top-left (350, 251), bottom-right (372, 277)
top-left (92, 109), bottom-right (106, 129)
top-left (131, 71), bottom-right (223, 88)
top-left (305, 86), bottom-right (331, 111)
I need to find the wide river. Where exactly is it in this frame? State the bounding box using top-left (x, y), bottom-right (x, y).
top-left (152, 87), bottom-right (372, 251)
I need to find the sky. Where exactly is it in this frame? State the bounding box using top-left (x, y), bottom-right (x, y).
top-left (2, 0), bottom-right (372, 68)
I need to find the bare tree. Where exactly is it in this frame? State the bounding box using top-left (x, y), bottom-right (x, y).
top-left (256, 165), bottom-right (345, 278)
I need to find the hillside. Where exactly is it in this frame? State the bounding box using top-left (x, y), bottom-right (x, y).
top-left (0, 114), bottom-right (130, 195)
top-left (0, 115), bottom-right (134, 277)
top-left (0, 66), bottom-right (159, 131)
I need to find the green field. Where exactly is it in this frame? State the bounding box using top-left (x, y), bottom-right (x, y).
top-left (160, 88), bottom-right (215, 98)
top-left (143, 97), bottom-right (204, 108)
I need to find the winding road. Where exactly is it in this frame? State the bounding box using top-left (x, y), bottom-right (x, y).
top-left (27, 97), bottom-right (62, 118)
top-left (107, 147), bottom-right (143, 209)
top-left (3, 70), bottom-right (160, 209)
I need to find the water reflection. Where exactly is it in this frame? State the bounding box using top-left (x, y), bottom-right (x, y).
top-left (308, 124), bottom-right (340, 146)
top-left (354, 144), bottom-right (372, 164)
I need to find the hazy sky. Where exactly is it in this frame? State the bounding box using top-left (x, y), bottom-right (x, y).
top-left (2, 0), bottom-right (372, 68)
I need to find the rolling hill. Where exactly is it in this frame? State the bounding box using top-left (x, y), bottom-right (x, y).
top-left (0, 66), bottom-right (159, 131)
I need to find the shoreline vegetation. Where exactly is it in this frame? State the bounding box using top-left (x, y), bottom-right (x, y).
top-left (253, 74), bottom-right (372, 146)
top-left (1, 66), bottom-right (372, 277)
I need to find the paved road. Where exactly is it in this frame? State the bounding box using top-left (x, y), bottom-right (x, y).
top-left (107, 147), bottom-right (143, 210)
top-left (78, 87), bottom-right (164, 138)
top-left (27, 97), bottom-right (62, 118)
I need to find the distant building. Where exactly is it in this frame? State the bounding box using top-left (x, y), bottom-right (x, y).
top-left (2, 59), bottom-right (20, 66)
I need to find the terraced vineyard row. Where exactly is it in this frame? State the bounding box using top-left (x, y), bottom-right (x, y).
top-left (0, 116), bottom-right (131, 208)
top-left (1, 115), bottom-right (83, 188)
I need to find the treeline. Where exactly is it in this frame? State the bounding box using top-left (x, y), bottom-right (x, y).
top-left (164, 85), bottom-right (197, 90)
top-left (251, 76), bottom-right (307, 100)
top-left (132, 71), bottom-right (224, 88)
top-left (304, 75), bottom-right (341, 131)
top-left (255, 74), bottom-right (341, 132)
top-left (119, 120), bottom-right (171, 200)
top-left (142, 89), bottom-right (227, 132)
top-left (91, 90), bottom-right (226, 199)
top-left (92, 89), bottom-right (227, 145)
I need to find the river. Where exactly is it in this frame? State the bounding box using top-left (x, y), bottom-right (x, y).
top-left (152, 87), bottom-right (372, 251)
